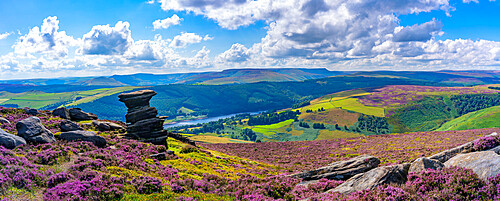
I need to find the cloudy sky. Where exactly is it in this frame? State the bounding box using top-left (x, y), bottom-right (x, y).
top-left (0, 0), bottom-right (499, 79)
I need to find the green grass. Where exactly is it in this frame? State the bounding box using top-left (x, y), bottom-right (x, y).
top-left (437, 105), bottom-right (500, 131)
top-left (331, 98), bottom-right (385, 117)
top-left (246, 119), bottom-right (295, 136)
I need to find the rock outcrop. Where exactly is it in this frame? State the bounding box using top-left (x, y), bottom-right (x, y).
top-left (59, 120), bottom-right (83, 132)
top-left (16, 116), bottom-right (56, 144)
top-left (0, 117), bottom-right (10, 125)
top-left (329, 163), bottom-right (410, 194)
top-left (118, 90), bottom-right (166, 139)
top-left (52, 107), bottom-right (71, 119)
top-left (487, 145), bottom-right (500, 154)
top-left (429, 132), bottom-right (498, 163)
top-left (92, 120), bottom-right (124, 131)
top-left (444, 151), bottom-right (500, 180)
top-left (408, 157), bottom-right (444, 173)
top-left (25, 108), bottom-right (38, 115)
top-left (69, 108), bottom-right (98, 121)
top-left (290, 155), bottom-right (380, 181)
top-left (59, 130), bottom-right (107, 148)
top-left (0, 129), bottom-right (26, 149)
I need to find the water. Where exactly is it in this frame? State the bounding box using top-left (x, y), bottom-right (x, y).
top-left (163, 111), bottom-right (264, 129)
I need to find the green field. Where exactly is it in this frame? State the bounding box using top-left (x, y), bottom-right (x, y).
top-left (437, 105), bottom-right (500, 131)
top-left (331, 98), bottom-right (385, 117)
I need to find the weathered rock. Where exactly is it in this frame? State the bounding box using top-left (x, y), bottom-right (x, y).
top-left (25, 108), bottom-right (38, 115)
top-left (168, 132), bottom-right (196, 147)
top-left (16, 116), bottom-right (56, 144)
top-left (52, 107), bottom-right (71, 119)
top-left (150, 152), bottom-right (167, 160)
top-left (69, 108), bottom-right (98, 121)
top-left (444, 151), bottom-right (500, 180)
top-left (92, 120), bottom-right (124, 131)
top-left (0, 117), bottom-right (10, 125)
top-left (59, 130), bottom-right (107, 148)
top-left (487, 145), bottom-right (500, 154)
top-left (290, 155), bottom-right (380, 181)
top-left (329, 163), bottom-right (410, 194)
top-left (125, 106), bottom-right (158, 124)
top-left (0, 129), bottom-right (26, 149)
top-left (59, 120), bottom-right (83, 132)
top-left (118, 90), bottom-right (157, 108)
top-left (429, 132), bottom-right (498, 163)
top-left (127, 118), bottom-right (164, 137)
top-left (408, 157), bottom-right (444, 173)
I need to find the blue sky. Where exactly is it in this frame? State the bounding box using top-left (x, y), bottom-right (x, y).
top-left (0, 0), bottom-right (498, 79)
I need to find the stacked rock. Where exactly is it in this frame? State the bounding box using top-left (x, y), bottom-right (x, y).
top-left (118, 90), bottom-right (166, 139)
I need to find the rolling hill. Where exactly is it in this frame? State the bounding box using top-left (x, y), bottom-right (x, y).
top-left (436, 105), bottom-right (500, 131)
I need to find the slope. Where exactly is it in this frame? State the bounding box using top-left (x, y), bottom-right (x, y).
top-left (436, 105), bottom-right (500, 131)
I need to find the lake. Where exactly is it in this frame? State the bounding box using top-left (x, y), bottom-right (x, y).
top-left (163, 111), bottom-right (264, 129)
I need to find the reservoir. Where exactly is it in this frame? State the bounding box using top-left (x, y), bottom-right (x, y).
top-left (164, 111), bottom-right (264, 129)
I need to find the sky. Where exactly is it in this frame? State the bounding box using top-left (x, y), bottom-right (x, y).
top-left (0, 0), bottom-right (499, 79)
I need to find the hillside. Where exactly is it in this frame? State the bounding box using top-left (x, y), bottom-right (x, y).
top-left (437, 105), bottom-right (500, 131)
top-left (74, 77), bottom-right (127, 86)
top-left (174, 84), bottom-right (500, 143)
top-left (0, 106), bottom-right (499, 200)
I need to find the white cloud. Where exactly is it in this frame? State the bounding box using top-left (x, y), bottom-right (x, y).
top-left (463, 0), bottom-right (479, 3)
top-left (0, 32), bottom-right (11, 40)
top-left (169, 32), bottom-right (211, 48)
top-left (81, 21), bottom-right (133, 55)
top-left (13, 16), bottom-right (78, 59)
top-left (393, 19), bottom-right (443, 42)
top-left (217, 43), bottom-right (250, 62)
top-left (153, 14), bottom-right (182, 30)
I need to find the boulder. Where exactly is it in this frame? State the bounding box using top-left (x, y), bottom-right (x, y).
top-left (59, 120), bottom-right (83, 132)
top-left (25, 108), bottom-right (38, 115)
top-left (444, 151), bottom-right (500, 180)
top-left (127, 118), bottom-right (164, 137)
top-left (0, 129), bottom-right (26, 149)
top-left (52, 107), bottom-right (71, 119)
top-left (487, 145), bottom-right (500, 154)
top-left (125, 106), bottom-right (158, 124)
top-left (0, 117), bottom-right (10, 125)
top-left (92, 120), bottom-right (124, 131)
top-left (429, 132), bottom-right (498, 163)
top-left (16, 116), bottom-right (56, 144)
top-left (150, 152), bottom-right (167, 160)
top-left (408, 157), bottom-right (444, 173)
top-left (118, 90), bottom-right (157, 108)
top-left (59, 130), bottom-right (106, 148)
top-left (329, 163), bottom-right (410, 194)
top-left (290, 155), bottom-right (380, 181)
top-left (69, 108), bottom-right (98, 121)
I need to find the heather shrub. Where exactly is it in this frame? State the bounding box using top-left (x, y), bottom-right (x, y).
top-left (132, 176), bottom-right (163, 194)
top-left (473, 135), bottom-right (499, 151)
top-left (47, 172), bottom-right (74, 188)
top-left (44, 174), bottom-right (125, 201)
top-left (180, 145), bottom-right (199, 154)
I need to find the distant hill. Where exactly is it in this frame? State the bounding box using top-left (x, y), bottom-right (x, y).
top-left (436, 105), bottom-right (500, 131)
top-left (74, 77), bottom-right (126, 86)
top-left (352, 70), bottom-right (500, 85)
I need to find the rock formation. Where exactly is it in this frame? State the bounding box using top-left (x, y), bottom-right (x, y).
top-left (0, 128), bottom-right (26, 149)
top-left (408, 157), bottom-right (444, 173)
top-left (69, 108), bottom-right (98, 121)
top-left (329, 163), bottom-right (410, 194)
top-left (92, 120), bottom-right (124, 131)
top-left (444, 151), bottom-right (500, 180)
top-left (290, 155), bottom-right (380, 181)
top-left (59, 120), bottom-right (83, 132)
top-left (52, 107), bottom-right (71, 119)
top-left (16, 116), bottom-right (56, 144)
top-left (0, 117), bottom-right (10, 125)
top-left (118, 90), bottom-right (166, 139)
top-left (59, 130), bottom-right (107, 148)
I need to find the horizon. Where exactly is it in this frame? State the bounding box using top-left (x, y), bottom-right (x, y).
top-left (0, 0), bottom-right (499, 79)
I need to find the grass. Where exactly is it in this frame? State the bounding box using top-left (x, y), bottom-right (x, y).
top-left (437, 105), bottom-right (500, 131)
top-left (299, 108), bottom-right (359, 126)
top-left (245, 119), bottom-right (295, 136)
top-left (331, 98), bottom-right (385, 117)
